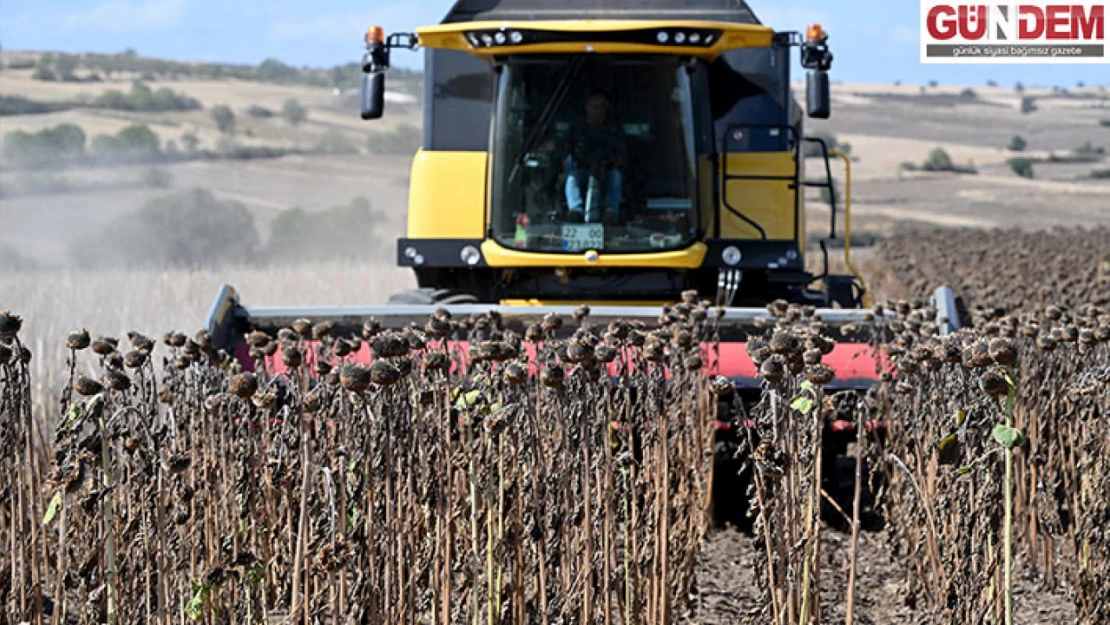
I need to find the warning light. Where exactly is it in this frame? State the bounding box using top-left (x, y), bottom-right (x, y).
top-left (807, 23), bottom-right (825, 42)
top-left (366, 26), bottom-right (384, 45)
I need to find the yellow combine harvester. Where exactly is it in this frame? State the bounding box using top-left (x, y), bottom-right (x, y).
top-left (208, 0), bottom-right (961, 381)
top-left (366, 0), bottom-right (860, 311)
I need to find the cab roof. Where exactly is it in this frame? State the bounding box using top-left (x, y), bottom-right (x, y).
top-left (442, 0), bottom-right (761, 24)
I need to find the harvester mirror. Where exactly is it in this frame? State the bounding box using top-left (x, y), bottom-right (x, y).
top-left (361, 71), bottom-right (386, 120)
top-left (807, 70), bottom-right (831, 119)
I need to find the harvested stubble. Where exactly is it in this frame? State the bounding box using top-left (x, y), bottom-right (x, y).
top-left (1, 304), bottom-right (718, 625)
top-left (873, 226), bottom-right (1110, 314)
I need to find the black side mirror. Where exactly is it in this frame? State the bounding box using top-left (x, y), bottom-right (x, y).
top-left (361, 71), bottom-right (385, 120)
top-left (807, 70), bottom-right (830, 119)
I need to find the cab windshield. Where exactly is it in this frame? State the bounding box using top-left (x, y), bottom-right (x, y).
top-left (490, 56), bottom-right (699, 254)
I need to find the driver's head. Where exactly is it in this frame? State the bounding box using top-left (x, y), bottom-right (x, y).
top-left (585, 90), bottom-right (610, 126)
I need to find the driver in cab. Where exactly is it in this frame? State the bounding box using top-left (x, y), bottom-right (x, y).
top-left (564, 90), bottom-right (627, 225)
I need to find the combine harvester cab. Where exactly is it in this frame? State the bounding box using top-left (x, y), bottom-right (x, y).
top-left (206, 0), bottom-right (965, 522)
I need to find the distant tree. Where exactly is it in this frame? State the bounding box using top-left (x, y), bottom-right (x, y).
top-left (2, 124), bottom-right (86, 166)
top-left (281, 98), bottom-right (307, 126)
top-left (923, 147), bottom-right (954, 172)
top-left (1008, 158), bottom-right (1034, 178)
top-left (1077, 80), bottom-right (1085, 88)
top-left (212, 105), bottom-right (235, 134)
top-left (959, 88), bottom-right (977, 99)
top-left (928, 80), bottom-right (938, 88)
top-left (31, 63), bottom-right (56, 81)
top-left (54, 54), bottom-right (79, 80)
top-left (1015, 82), bottom-right (1025, 93)
top-left (256, 58), bottom-right (300, 82)
top-left (986, 80), bottom-right (998, 87)
top-left (117, 124), bottom-right (160, 154)
top-left (70, 188), bottom-right (259, 267)
top-left (266, 196), bottom-right (382, 261)
top-left (1021, 96), bottom-right (1038, 114)
top-left (44, 124), bottom-right (87, 158)
top-left (1007, 135), bottom-right (1027, 152)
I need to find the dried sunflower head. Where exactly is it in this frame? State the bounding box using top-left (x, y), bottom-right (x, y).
top-left (127, 331), bottom-right (155, 354)
top-left (104, 369), bottom-right (131, 392)
top-left (370, 360), bottom-right (401, 387)
top-left (74, 375), bottom-right (103, 396)
top-left (540, 364), bottom-right (565, 388)
top-left (503, 362), bottom-right (527, 385)
top-left (759, 356), bottom-right (786, 385)
top-left (66, 328), bottom-right (91, 351)
top-left (339, 364), bottom-right (372, 393)
top-left (291, 318), bottom-right (313, 338)
top-left (0, 310), bottom-right (23, 342)
top-left (228, 372), bottom-right (258, 399)
top-left (312, 321), bottom-right (335, 340)
top-left (280, 347), bottom-right (303, 369)
top-left (979, 370), bottom-right (1009, 397)
top-left (361, 318), bottom-right (382, 340)
top-left (91, 336), bottom-right (118, 356)
top-left (123, 350), bottom-right (147, 369)
top-left (541, 312), bottom-right (563, 333)
top-left (805, 364), bottom-right (836, 386)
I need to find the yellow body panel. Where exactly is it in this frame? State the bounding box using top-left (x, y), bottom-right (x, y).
top-left (720, 152), bottom-right (797, 241)
top-left (407, 150), bottom-right (487, 239)
top-left (417, 20), bottom-right (773, 58)
top-left (481, 240), bottom-right (708, 269)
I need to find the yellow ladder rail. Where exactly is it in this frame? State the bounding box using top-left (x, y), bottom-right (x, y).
top-left (828, 149), bottom-right (870, 307)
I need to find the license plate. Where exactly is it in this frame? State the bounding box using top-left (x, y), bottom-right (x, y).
top-left (561, 224), bottom-right (604, 252)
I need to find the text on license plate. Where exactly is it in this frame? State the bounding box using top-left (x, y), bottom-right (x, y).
top-left (561, 224), bottom-right (604, 252)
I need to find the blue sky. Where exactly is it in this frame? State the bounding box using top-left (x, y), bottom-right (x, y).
top-left (0, 0), bottom-right (1105, 87)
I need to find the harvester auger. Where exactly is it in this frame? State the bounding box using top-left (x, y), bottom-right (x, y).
top-left (207, 0), bottom-right (965, 525)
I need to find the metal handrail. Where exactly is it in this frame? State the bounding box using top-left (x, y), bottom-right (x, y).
top-left (828, 149), bottom-right (870, 307)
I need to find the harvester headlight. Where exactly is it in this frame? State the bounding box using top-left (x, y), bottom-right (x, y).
top-left (703, 33), bottom-right (715, 44)
top-left (510, 31), bottom-right (524, 44)
top-left (722, 246), bottom-right (742, 266)
top-left (466, 33), bottom-right (479, 46)
top-left (674, 32), bottom-right (686, 44)
top-left (460, 245), bottom-right (482, 266)
top-left (480, 33), bottom-right (493, 46)
top-left (494, 31), bottom-right (507, 44)
top-left (689, 32), bottom-right (701, 44)
top-left (412, 254), bottom-right (425, 266)
top-left (404, 246), bottom-right (418, 259)
top-left (656, 31), bottom-right (669, 43)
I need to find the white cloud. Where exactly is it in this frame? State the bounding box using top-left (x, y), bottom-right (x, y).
top-left (60, 0), bottom-right (190, 34)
